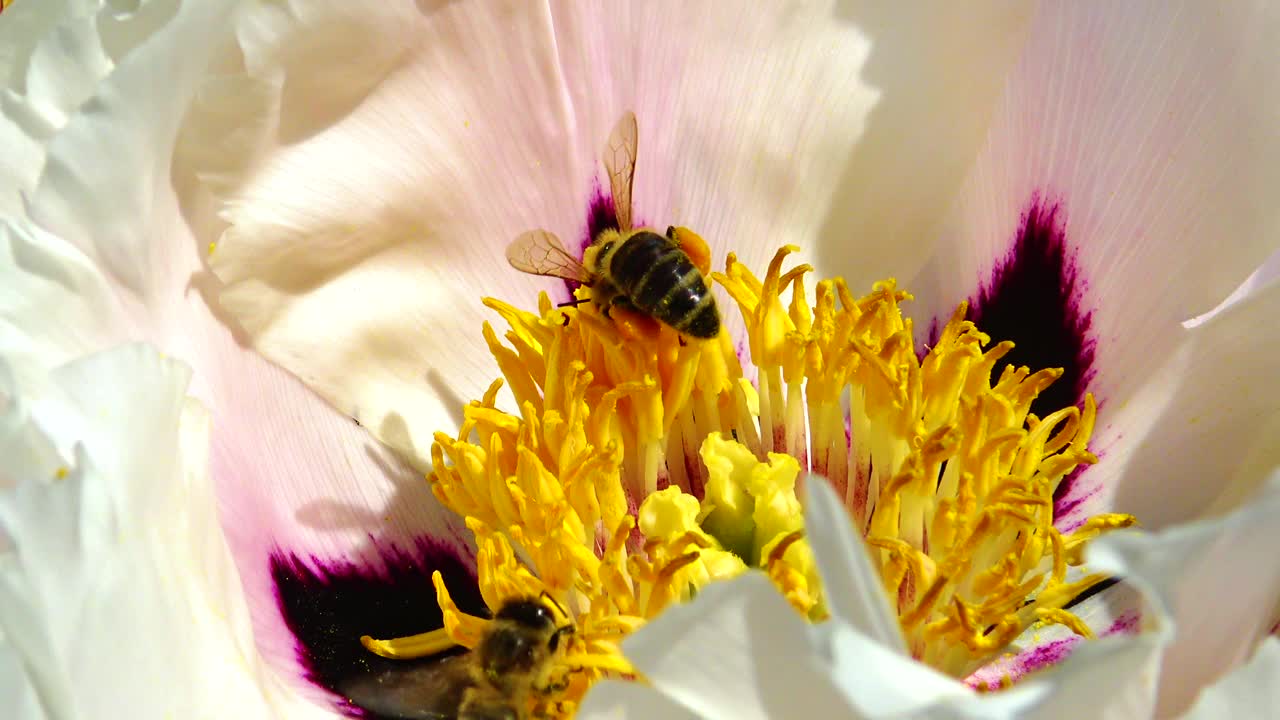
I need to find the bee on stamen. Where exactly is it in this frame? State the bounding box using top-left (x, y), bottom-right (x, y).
top-left (344, 594), bottom-right (575, 720)
top-left (506, 112), bottom-right (721, 341)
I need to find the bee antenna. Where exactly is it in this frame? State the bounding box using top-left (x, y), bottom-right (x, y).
top-left (557, 298), bottom-right (588, 308)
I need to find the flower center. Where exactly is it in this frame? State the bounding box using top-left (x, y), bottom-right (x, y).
top-left (362, 245), bottom-right (1135, 715)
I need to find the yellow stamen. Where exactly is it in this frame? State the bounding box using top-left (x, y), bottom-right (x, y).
top-left (360, 627), bottom-right (455, 660)
top-left (365, 244), bottom-right (1137, 712)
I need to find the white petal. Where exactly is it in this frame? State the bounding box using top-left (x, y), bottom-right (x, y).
top-left (993, 635), bottom-right (1164, 720)
top-left (622, 572), bottom-right (858, 719)
top-left (211, 0), bottom-right (878, 466)
top-left (0, 217), bottom-right (121, 388)
top-left (0, 636), bottom-right (47, 720)
top-left (578, 679), bottom-right (702, 720)
top-left (0, 0), bottom-right (98, 89)
top-left (816, 621), bottom-right (989, 718)
top-left (0, 108), bottom-right (45, 215)
top-left (803, 474), bottom-right (903, 651)
top-left (8, 0), bottom-right (475, 694)
top-left (969, 580), bottom-right (1146, 689)
top-left (28, 0), bottom-right (237, 302)
top-left (0, 0), bottom-right (112, 215)
top-left (906, 1), bottom-right (1280, 526)
top-left (1179, 638), bottom-right (1280, 720)
top-left (1087, 469), bottom-right (1280, 717)
top-left (0, 344), bottom-right (331, 719)
top-left (818, 0), bottom-right (1035, 290)
top-left (22, 8), bottom-right (112, 128)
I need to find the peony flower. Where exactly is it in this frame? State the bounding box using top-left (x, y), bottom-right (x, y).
top-left (3, 1), bottom-right (1279, 719)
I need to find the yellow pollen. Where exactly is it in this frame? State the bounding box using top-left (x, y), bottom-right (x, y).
top-left (367, 245), bottom-right (1135, 710)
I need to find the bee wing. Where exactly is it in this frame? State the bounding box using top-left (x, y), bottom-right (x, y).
top-left (604, 111), bottom-right (638, 232)
top-left (506, 229), bottom-right (592, 283)
top-left (339, 654), bottom-right (473, 720)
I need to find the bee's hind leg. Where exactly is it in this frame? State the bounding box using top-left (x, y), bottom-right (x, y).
top-left (666, 226), bottom-right (712, 275)
top-left (608, 297), bottom-right (661, 342)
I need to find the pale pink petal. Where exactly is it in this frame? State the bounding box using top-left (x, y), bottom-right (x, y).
top-left (907, 0), bottom-right (1280, 528)
top-left (1090, 273), bottom-right (1280, 526)
top-left (212, 0), bottom-right (880, 468)
top-left (817, 0), bottom-right (1035, 291)
top-left (1185, 246), bottom-right (1280, 328)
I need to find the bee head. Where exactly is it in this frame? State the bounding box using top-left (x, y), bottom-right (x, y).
top-left (494, 599), bottom-right (556, 631)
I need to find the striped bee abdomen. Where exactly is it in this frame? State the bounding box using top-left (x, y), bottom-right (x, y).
top-left (607, 230), bottom-right (720, 339)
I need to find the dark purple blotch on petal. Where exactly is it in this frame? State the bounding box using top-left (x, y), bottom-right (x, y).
top-left (549, 184), bottom-right (618, 301)
top-left (271, 537), bottom-right (486, 718)
top-left (583, 182), bottom-right (619, 256)
top-left (965, 197), bottom-right (1098, 505)
top-left (969, 197), bottom-right (1097, 417)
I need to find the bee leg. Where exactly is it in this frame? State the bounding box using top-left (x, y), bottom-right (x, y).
top-left (608, 304), bottom-right (661, 342)
top-left (535, 674), bottom-right (572, 695)
top-left (666, 225), bottom-right (712, 275)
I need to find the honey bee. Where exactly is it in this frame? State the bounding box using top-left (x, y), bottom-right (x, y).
top-left (506, 112), bottom-right (720, 339)
top-left (342, 596), bottom-right (575, 720)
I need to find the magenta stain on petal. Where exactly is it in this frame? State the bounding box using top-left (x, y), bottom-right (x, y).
top-left (965, 195), bottom-right (1099, 511)
top-left (270, 536), bottom-right (486, 718)
top-left (966, 636), bottom-right (1082, 689)
top-left (1053, 480), bottom-right (1100, 532)
top-left (920, 316), bottom-right (942, 362)
top-left (735, 335), bottom-right (754, 370)
top-left (1104, 612), bottom-right (1141, 636)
